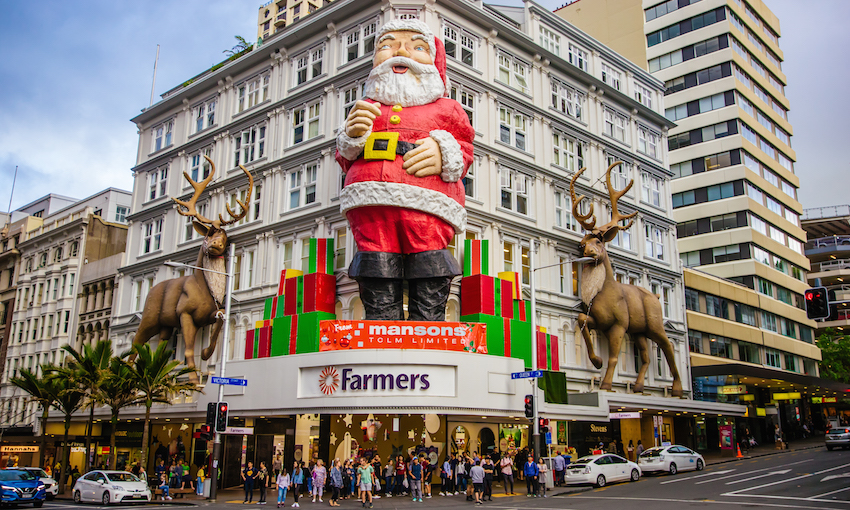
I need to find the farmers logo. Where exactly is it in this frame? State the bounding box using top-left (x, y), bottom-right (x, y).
top-left (318, 366), bottom-right (340, 395)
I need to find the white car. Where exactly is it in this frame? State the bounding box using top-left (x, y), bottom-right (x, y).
top-left (8, 469), bottom-right (57, 500)
top-left (564, 454), bottom-right (641, 487)
top-left (638, 445), bottom-right (705, 474)
top-left (72, 470), bottom-right (151, 505)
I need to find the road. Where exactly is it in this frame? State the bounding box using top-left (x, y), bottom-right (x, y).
top-left (43, 447), bottom-right (850, 510)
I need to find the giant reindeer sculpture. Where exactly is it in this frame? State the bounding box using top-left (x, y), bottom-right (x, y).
top-left (570, 162), bottom-right (683, 397)
top-left (134, 157), bottom-right (253, 382)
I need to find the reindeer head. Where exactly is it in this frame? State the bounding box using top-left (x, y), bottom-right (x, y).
top-left (569, 162), bottom-right (637, 263)
top-left (173, 156), bottom-right (254, 257)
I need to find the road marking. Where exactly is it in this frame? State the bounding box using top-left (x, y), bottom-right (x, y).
top-left (722, 493), bottom-right (850, 506)
top-left (659, 469), bottom-right (735, 484)
top-left (725, 469), bottom-right (791, 485)
top-left (822, 473), bottom-right (850, 482)
top-left (694, 458), bottom-right (812, 485)
top-left (724, 462), bottom-right (850, 495)
top-left (811, 486), bottom-right (850, 499)
top-left (548, 495), bottom-right (845, 510)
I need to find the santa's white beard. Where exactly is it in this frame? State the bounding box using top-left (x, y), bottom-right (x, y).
top-left (364, 56), bottom-right (446, 107)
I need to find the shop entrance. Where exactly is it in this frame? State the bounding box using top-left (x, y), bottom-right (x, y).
top-left (478, 428), bottom-right (496, 456)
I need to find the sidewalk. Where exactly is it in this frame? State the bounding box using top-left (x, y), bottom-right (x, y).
top-left (702, 435), bottom-right (824, 465)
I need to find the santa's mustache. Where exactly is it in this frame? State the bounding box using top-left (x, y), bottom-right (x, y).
top-left (371, 56), bottom-right (440, 77)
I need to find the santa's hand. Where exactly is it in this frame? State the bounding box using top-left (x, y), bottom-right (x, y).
top-left (344, 101), bottom-right (381, 138)
top-left (402, 137), bottom-right (443, 177)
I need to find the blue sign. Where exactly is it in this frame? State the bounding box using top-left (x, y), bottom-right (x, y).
top-left (511, 370), bottom-right (543, 380)
top-left (211, 377), bottom-right (247, 386)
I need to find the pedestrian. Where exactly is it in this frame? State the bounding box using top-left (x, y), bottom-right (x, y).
top-left (196, 465), bottom-right (205, 496)
top-left (155, 459), bottom-right (166, 484)
top-left (371, 456), bottom-right (382, 498)
top-left (450, 453), bottom-right (459, 495)
top-left (274, 455), bottom-right (283, 479)
top-left (440, 456), bottom-right (451, 495)
top-left (330, 460), bottom-right (343, 507)
top-left (276, 468), bottom-right (290, 508)
top-left (537, 457), bottom-right (548, 498)
top-left (258, 461), bottom-right (269, 504)
top-left (409, 456), bottom-right (423, 502)
top-left (383, 458), bottom-right (395, 498)
top-left (523, 454), bottom-right (539, 497)
top-left (356, 457), bottom-right (374, 509)
top-left (470, 460), bottom-right (485, 505)
top-left (243, 461), bottom-right (257, 504)
top-left (395, 455), bottom-right (407, 496)
top-left (182, 460), bottom-right (192, 490)
top-left (420, 454), bottom-right (432, 498)
top-left (158, 473), bottom-right (172, 500)
top-left (635, 440), bottom-right (644, 458)
top-left (482, 457), bottom-right (494, 501)
top-left (346, 460), bottom-right (357, 500)
top-left (291, 463), bottom-right (303, 508)
top-left (312, 459), bottom-right (326, 502)
top-left (342, 460), bottom-right (352, 500)
top-left (627, 440), bottom-right (635, 462)
top-left (499, 454), bottom-right (514, 495)
top-left (457, 455), bottom-right (469, 500)
top-left (304, 463), bottom-right (313, 497)
top-left (552, 452), bottom-right (565, 486)
top-left (515, 449), bottom-right (527, 482)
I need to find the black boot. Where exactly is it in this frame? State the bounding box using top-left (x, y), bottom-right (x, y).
top-left (349, 252), bottom-right (404, 320)
top-left (404, 249), bottom-right (461, 322)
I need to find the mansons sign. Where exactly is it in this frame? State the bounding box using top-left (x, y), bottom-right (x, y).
top-left (299, 364), bottom-right (456, 398)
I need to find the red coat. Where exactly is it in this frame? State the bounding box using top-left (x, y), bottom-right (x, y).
top-left (336, 98), bottom-right (474, 234)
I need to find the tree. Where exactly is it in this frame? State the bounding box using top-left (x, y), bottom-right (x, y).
top-left (124, 343), bottom-right (200, 472)
top-left (9, 369), bottom-right (61, 470)
top-left (817, 328), bottom-right (850, 383)
top-left (99, 357), bottom-right (138, 470)
top-left (223, 35), bottom-right (251, 57)
top-left (61, 340), bottom-right (113, 473)
top-left (45, 367), bottom-right (85, 495)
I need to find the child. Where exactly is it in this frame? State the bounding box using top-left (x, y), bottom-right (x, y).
top-left (158, 473), bottom-right (172, 500)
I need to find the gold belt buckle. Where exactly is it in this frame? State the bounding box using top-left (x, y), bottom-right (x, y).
top-left (364, 132), bottom-right (399, 161)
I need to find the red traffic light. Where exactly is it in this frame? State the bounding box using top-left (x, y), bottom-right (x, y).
top-left (220, 404), bottom-right (228, 412)
top-left (805, 287), bottom-right (830, 320)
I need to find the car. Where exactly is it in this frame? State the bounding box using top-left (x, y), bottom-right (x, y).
top-left (564, 454), bottom-right (641, 487)
top-left (0, 469), bottom-right (46, 507)
top-left (638, 445), bottom-right (705, 474)
top-left (825, 426), bottom-right (850, 450)
top-left (72, 470), bottom-right (151, 505)
top-left (7, 468), bottom-right (57, 500)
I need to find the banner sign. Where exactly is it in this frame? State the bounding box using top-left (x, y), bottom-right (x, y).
top-left (719, 385), bottom-right (747, 395)
top-left (319, 321), bottom-right (487, 353)
top-left (299, 364), bottom-right (457, 398)
top-left (609, 412), bottom-right (641, 419)
top-left (0, 446), bottom-right (38, 453)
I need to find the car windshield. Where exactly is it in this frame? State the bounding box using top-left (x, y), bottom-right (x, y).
top-left (639, 448), bottom-right (663, 458)
top-left (574, 456), bottom-right (596, 464)
top-left (0, 471), bottom-right (36, 481)
top-left (106, 473), bottom-right (141, 483)
top-left (27, 469), bottom-right (48, 478)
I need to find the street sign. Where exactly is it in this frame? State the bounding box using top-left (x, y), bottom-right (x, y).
top-left (222, 427), bottom-right (254, 435)
top-left (511, 370), bottom-right (543, 380)
top-left (211, 377), bottom-right (247, 386)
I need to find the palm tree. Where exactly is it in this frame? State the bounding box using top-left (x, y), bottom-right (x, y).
top-left (61, 340), bottom-right (112, 472)
top-left (124, 342), bottom-right (200, 472)
top-left (45, 367), bottom-right (85, 495)
top-left (98, 357), bottom-right (138, 470)
top-left (9, 369), bottom-right (61, 470)
top-left (224, 35), bottom-right (251, 57)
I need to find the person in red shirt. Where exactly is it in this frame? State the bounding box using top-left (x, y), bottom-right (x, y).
top-left (394, 456), bottom-right (407, 496)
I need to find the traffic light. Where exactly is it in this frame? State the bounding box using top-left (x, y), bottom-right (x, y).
top-left (524, 395), bottom-right (534, 419)
top-left (805, 287), bottom-right (830, 320)
top-left (538, 417), bottom-right (549, 430)
top-left (206, 402), bottom-right (217, 426)
top-left (215, 401), bottom-right (229, 432)
top-left (199, 424), bottom-right (212, 441)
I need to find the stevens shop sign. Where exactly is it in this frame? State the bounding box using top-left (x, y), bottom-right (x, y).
top-left (299, 364), bottom-right (456, 398)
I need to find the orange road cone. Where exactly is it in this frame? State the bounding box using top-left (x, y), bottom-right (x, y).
top-left (737, 444), bottom-right (744, 458)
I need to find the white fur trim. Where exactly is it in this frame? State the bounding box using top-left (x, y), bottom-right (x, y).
top-left (337, 128), bottom-right (371, 162)
top-left (378, 19), bottom-right (437, 60)
top-left (429, 130), bottom-right (464, 183)
top-left (341, 181), bottom-right (466, 233)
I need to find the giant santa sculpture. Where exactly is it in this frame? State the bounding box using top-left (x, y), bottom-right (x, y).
top-left (336, 19), bottom-right (475, 321)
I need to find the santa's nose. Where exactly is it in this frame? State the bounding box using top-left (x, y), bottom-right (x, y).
top-left (394, 44), bottom-right (411, 57)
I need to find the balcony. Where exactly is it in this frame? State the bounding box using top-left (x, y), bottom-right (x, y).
top-left (274, 12), bottom-right (286, 26)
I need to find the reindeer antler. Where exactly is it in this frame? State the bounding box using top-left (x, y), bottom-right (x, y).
top-left (174, 155), bottom-right (219, 227)
top-left (218, 164), bottom-right (254, 227)
top-left (599, 161), bottom-right (637, 234)
top-left (569, 167), bottom-right (597, 232)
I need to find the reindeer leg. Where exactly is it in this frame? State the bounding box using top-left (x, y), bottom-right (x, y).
top-left (577, 313), bottom-right (603, 369)
top-left (633, 334), bottom-right (650, 394)
top-left (131, 316), bottom-right (161, 360)
top-left (179, 314), bottom-right (201, 384)
top-left (600, 325), bottom-right (625, 392)
top-left (202, 316), bottom-right (223, 361)
top-left (649, 328), bottom-right (683, 397)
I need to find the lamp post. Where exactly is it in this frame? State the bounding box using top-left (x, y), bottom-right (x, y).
top-left (164, 242), bottom-right (235, 501)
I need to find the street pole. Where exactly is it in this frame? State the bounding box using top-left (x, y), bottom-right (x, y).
top-left (209, 242), bottom-right (235, 501)
top-left (529, 240), bottom-right (540, 459)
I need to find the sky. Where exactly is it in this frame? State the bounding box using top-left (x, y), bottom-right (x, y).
top-left (0, 0), bottom-right (846, 213)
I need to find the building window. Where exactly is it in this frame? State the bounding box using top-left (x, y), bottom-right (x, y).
top-left (289, 164), bottom-right (318, 210)
top-left (738, 341), bottom-right (759, 363)
top-left (142, 218), bottom-right (163, 254)
top-left (568, 44), bottom-right (588, 72)
top-left (237, 72), bottom-right (270, 112)
top-left (604, 109), bottom-right (628, 143)
top-left (184, 203), bottom-right (208, 241)
top-left (293, 102), bottom-right (321, 144)
top-left (148, 167), bottom-right (168, 201)
top-left (498, 107), bottom-right (528, 151)
top-left (496, 50), bottom-right (529, 94)
top-left (688, 331), bottom-right (703, 354)
top-left (463, 158), bottom-right (476, 198)
top-left (234, 124), bottom-right (266, 166)
top-left (115, 206), bottom-right (129, 223)
top-left (645, 224), bottom-right (665, 260)
top-left (554, 191), bottom-right (579, 232)
top-left (151, 120), bottom-right (173, 153)
top-left (294, 47), bottom-right (324, 86)
top-left (601, 63), bottom-right (621, 90)
top-left (685, 288), bottom-right (699, 312)
top-left (764, 348), bottom-right (781, 368)
top-left (449, 85), bottom-right (476, 127)
top-left (444, 22), bottom-right (477, 67)
top-left (343, 20), bottom-right (377, 63)
top-left (637, 127), bottom-right (660, 159)
top-left (341, 83), bottom-right (364, 120)
top-left (334, 228), bottom-right (347, 270)
top-left (611, 216), bottom-right (632, 250)
top-left (539, 26), bottom-right (560, 55)
top-left (552, 133), bottom-right (583, 172)
top-left (641, 172), bottom-right (662, 208)
top-left (193, 97), bottom-right (217, 133)
top-left (551, 80), bottom-right (584, 121)
top-left (634, 82), bottom-right (653, 108)
top-left (709, 335), bottom-right (732, 358)
top-left (233, 253), bottom-right (242, 291)
top-left (500, 170), bottom-right (530, 215)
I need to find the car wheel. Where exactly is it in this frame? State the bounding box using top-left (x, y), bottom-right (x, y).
top-left (596, 474), bottom-right (606, 487)
top-left (46, 495), bottom-right (54, 501)
top-left (827, 445), bottom-right (834, 451)
top-left (696, 459), bottom-right (704, 471)
top-left (669, 463), bottom-right (678, 475)
top-left (102, 491), bottom-right (111, 505)
top-left (73, 491), bottom-right (82, 504)
top-left (33, 501), bottom-right (44, 508)
top-left (630, 469), bottom-right (640, 481)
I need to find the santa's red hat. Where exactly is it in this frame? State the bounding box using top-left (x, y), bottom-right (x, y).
top-left (376, 19), bottom-right (449, 95)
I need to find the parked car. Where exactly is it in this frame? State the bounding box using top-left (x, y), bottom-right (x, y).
top-left (5, 468), bottom-right (57, 500)
top-left (638, 445), bottom-right (705, 474)
top-left (0, 469), bottom-right (46, 507)
top-left (564, 454), bottom-right (641, 487)
top-left (826, 426), bottom-right (850, 450)
top-left (72, 470), bottom-right (151, 505)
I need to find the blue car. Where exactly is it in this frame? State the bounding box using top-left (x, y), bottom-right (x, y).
top-left (0, 469), bottom-right (46, 507)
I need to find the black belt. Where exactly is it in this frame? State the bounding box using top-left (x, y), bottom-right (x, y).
top-left (369, 139), bottom-right (417, 156)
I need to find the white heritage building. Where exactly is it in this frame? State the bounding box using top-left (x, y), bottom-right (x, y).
top-left (110, 0), bottom-right (742, 482)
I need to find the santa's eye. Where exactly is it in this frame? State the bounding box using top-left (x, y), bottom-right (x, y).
top-left (378, 44), bottom-right (391, 50)
top-left (414, 45), bottom-right (426, 51)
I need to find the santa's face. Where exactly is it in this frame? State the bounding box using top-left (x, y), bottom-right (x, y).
top-left (373, 30), bottom-right (434, 68)
top-left (364, 30), bottom-right (445, 107)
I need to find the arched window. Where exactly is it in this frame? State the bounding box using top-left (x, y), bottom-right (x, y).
top-left (69, 241), bottom-right (79, 257)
